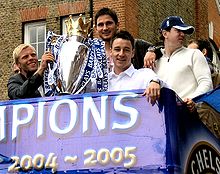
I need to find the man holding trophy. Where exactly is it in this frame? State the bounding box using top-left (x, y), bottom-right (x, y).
top-left (94, 7), bottom-right (161, 70)
top-left (8, 8), bottom-right (162, 104)
top-left (7, 44), bottom-right (54, 99)
top-left (44, 20), bottom-right (162, 105)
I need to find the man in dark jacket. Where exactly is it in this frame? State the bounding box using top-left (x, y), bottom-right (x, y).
top-left (7, 44), bottom-right (54, 99)
top-left (94, 7), bottom-right (161, 70)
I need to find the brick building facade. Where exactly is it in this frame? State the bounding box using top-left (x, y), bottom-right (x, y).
top-left (208, 0), bottom-right (220, 47)
top-left (0, 0), bottom-right (218, 100)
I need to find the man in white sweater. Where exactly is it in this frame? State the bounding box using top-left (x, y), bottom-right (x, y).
top-left (154, 16), bottom-right (213, 111)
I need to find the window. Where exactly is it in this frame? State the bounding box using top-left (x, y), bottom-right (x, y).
top-left (24, 21), bottom-right (46, 60)
top-left (209, 21), bottom-right (214, 40)
top-left (216, 0), bottom-right (220, 14)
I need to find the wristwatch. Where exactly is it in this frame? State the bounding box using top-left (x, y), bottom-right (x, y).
top-left (147, 46), bottom-right (156, 52)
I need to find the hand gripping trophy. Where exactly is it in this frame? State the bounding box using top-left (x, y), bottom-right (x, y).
top-left (44, 15), bottom-right (108, 96)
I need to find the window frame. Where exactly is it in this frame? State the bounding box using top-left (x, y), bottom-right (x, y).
top-left (24, 21), bottom-right (46, 61)
top-left (216, 0), bottom-right (220, 14)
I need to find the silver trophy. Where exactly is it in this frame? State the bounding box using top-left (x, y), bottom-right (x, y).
top-left (44, 15), bottom-right (93, 95)
top-left (44, 15), bottom-right (108, 96)
top-left (59, 15), bottom-right (92, 94)
top-left (58, 35), bottom-right (88, 94)
top-left (59, 15), bottom-right (91, 94)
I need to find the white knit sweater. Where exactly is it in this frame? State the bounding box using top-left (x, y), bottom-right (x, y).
top-left (154, 47), bottom-right (213, 99)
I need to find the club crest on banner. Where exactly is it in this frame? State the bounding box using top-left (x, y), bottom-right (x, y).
top-left (44, 15), bottom-right (108, 96)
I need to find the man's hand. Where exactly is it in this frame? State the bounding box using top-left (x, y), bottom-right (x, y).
top-left (142, 81), bottom-right (160, 105)
top-left (36, 51), bottom-right (54, 76)
top-left (144, 51), bottom-right (156, 69)
top-left (184, 98), bottom-right (196, 113)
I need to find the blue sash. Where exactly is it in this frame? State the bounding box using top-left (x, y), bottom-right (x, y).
top-left (76, 38), bottom-right (108, 93)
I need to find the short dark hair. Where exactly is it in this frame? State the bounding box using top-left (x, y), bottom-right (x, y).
top-left (189, 39), bottom-right (213, 60)
top-left (110, 30), bottom-right (134, 49)
top-left (95, 7), bottom-right (118, 25)
top-left (197, 39), bottom-right (213, 60)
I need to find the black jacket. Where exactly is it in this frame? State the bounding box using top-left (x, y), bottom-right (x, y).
top-left (7, 73), bottom-right (43, 100)
top-left (132, 39), bottom-right (162, 69)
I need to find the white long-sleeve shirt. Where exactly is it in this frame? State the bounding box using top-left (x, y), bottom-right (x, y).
top-left (154, 47), bottom-right (213, 99)
top-left (108, 64), bottom-right (162, 91)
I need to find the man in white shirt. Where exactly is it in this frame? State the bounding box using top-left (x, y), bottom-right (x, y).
top-left (109, 30), bottom-right (163, 105)
top-left (154, 16), bottom-right (213, 112)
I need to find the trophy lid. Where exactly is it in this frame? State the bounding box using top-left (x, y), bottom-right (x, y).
top-left (65, 14), bottom-right (92, 38)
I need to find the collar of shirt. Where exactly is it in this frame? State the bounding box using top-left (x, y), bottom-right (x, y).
top-left (109, 64), bottom-right (135, 80)
top-left (161, 46), bottom-right (185, 57)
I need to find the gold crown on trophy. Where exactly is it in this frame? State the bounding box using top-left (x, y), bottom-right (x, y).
top-left (65, 14), bottom-right (92, 38)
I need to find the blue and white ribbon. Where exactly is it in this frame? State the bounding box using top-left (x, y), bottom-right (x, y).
top-left (44, 31), bottom-right (66, 96)
top-left (76, 38), bottom-right (108, 93)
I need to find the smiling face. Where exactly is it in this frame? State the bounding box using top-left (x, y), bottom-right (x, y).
top-left (96, 14), bottom-right (118, 42)
top-left (110, 38), bottom-right (134, 75)
top-left (17, 46), bottom-right (38, 77)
